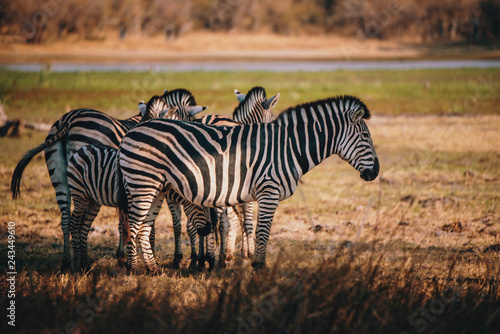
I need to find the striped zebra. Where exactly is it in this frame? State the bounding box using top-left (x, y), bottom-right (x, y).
top-left (118, 95), bottom-right (379, 273)
top-left (195, 87), bottom-right (279, 269)
top-left (221, 86), bottom-right (279, 266)
top-left (151, 87), bottom-right (280, 270)
top-left (11, 89), bottom-right (206, 271)
top-left (67, 106), bottom-right (179, 270)
top-left (67, 87), bottom-right (278, 272)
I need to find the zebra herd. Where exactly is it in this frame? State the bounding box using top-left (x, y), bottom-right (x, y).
top-left (11, 86), bottom-right (379, 274)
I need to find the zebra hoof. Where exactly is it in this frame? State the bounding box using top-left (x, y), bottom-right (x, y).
top-left (188, 259), bottom-right (199, 271)
top-left (167, 259), bottom-right (180, 270)
top-left (147, 268), bottom-right (160, 276)
top-left (197, 257), bottom-right (207, 271)
top-left (117, 256), bottom-right (126, 268)
top-left (116, 249), bottom-right (125, 260)
top-left (126, 263), bottom-right (137, 275)
top-left (60, 259), bottom-right (72, 273)
top-left (251, 261), bottom-right (266, 270)
top-left (79, 260), bottom-right (91, 273)
top-left (207, 257), bottom-right (216, 271)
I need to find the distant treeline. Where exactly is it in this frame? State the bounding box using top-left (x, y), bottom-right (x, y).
top-left (1, 0), bottom-right (499, 43)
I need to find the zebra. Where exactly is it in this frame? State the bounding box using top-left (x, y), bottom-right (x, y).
top-left (67, 106), bottom-right (180, 270)
top-left (117, 95), bottom-right (379, 273)
top-left (67, 87), bottom-right (278, 272)
top-left (150, 87), bottom-right (280, 270)
top-left (220, 86), bottom-right (279, 267)
top-left (10, 89), bottom-right (206, 271)
top-left (194, 87), bottom-right (279, 269)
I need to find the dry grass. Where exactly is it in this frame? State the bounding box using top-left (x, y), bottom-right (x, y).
top-left (0, 111), bottom-right (499, 333)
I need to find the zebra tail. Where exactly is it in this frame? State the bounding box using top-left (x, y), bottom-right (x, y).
top-left (116, 161), bottom-right (131, 245)
top-left (11, 123), bottom-right (69, 199)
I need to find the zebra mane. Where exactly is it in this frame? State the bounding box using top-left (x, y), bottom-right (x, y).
top-left (277, 95), bottom-right (370, 122)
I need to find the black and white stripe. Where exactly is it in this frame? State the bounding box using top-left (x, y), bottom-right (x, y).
top-left (67, 106), bottom-right (180, 270)
top-left (221, 86), bottom-right (280, 266)
top-left (11, 89), bottom-right (205, 270)
top-left (118, 95), bottom-right (379, 273)
top-left (158, 87), bottom-right (280, 270)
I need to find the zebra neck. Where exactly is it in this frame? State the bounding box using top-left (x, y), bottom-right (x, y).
top-left (279, 105), bottom-right (337, 176)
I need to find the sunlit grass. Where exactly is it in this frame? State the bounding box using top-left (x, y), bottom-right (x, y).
top-left (1, 69), bottom-right (499, 124)
top-left (0, 70), bottom-right (499, 333)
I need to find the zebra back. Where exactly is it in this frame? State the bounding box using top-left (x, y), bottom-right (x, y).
top-left (232, 87), bottom-right (279, 124)
top-left (195, 115), bottom-right (240, 127)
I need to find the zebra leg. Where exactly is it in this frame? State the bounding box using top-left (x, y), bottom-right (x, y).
top-left (150, 223), bottom-right (156, 257)
top-left (219, 208), bottom-right (229, 268)
top-left (233, 205), bottom-right (248, 259)
top-left (77, 202), bottom-right (101, 271)
top-left (242, 202), bottom-right (255, 259)
top-left (145, 195), bottom-right (163, 254)
top-left (166, 198), bottom-right (183, 269)
top-left (69, 198), bottom-right (89, 272)
top-left (186, 215), bottom-right (199, 270)
top-left (140, 194), bottom-right (163, 273)
top-left (252, 194), bottom-right (279, 269)
top-left (205, 228), bottom-right (216, 271)
top-left (137, 222), bottom-right (159, 275)
top-left (46, 142), bottom-right (72, 272)
top-left (116, 217), bottom-right (125, 266)
top-left (198, 235), bottom-right (206, 270)
top-left (222, 207), bottom-right (240, 266)
top-left (183, 203), bottom-right (214, 270)
top-left (205, 208), bottom-right (219, 270)
top-left (126, 193), bottom-right (156, 274)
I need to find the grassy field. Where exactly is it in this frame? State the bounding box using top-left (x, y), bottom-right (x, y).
top-left (0, 69), bottom-right (499, 333)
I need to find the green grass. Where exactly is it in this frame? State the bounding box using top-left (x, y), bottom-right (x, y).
top-left (0, 69), bottom-right (499, 333)
top-left (0, 69), bottom-right (499, 124)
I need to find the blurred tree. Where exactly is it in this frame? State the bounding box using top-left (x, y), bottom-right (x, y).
top-left (0, 0), bottom-right (497, 43)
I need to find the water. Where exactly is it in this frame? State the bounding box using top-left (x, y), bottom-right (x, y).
top-left (1, 60), bottom-right (499, 72)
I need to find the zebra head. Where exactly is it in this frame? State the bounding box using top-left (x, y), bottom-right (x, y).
top-left (232, 87), bottom-right (279, 124)
top-left (141, 89), bottom-right (208, 122)
top-left (139, 97), bottom-right (179, 121)
top-left (334, 96), bottom-right (379, 182)
top-left (163, 88), bottom-right (208, 121)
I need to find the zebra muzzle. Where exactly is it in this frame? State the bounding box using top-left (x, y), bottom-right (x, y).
top-left (360, 157), bottom-right (379, 182)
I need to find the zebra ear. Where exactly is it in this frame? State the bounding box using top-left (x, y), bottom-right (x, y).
top-left (160, 106), bottom-right (179, 119)
top-left (350, 108), bottom-right (365, 124)
top-left (186, 105), bottom-right (209, 116)
top-left (235, 89), bottom-right (246, 103)
top-left (266, 92), bottom-right (280, 110)
top-left (138, 101), bottom-right (147, 116)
